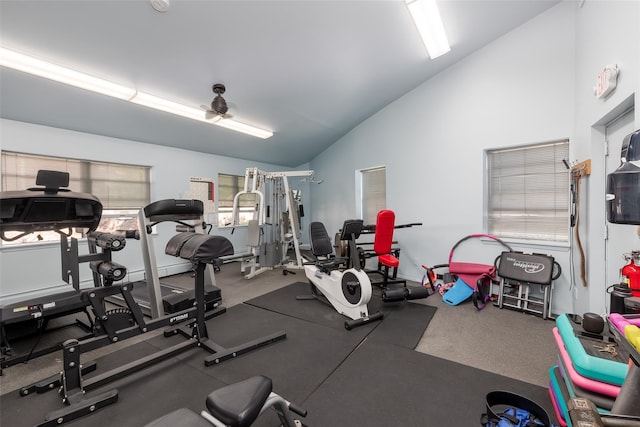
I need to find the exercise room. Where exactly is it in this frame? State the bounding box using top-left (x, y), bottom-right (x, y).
top-left (1, 1), bottom-right (638, 426)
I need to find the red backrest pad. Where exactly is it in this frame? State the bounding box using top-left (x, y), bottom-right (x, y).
top-left (374, 210), bottom-right (395, 255)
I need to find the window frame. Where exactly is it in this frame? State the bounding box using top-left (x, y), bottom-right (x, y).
top-left (484, 139), bottom-right (570, 245)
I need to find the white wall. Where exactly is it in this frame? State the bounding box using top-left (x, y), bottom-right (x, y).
top-left (309, 1), bottom-right (639, 316)
top-left (572, 0), bottom-right (640, 315)
top-left (0, 119), bottom-right (311, 303)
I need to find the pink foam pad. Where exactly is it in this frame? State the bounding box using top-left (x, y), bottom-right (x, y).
top-left (552, 327), bottom-right (621, 398)
top-left (448, 261), bottom-right (495, 290)
top-left (548, 386), bottom-right (567, 426)
top-left (609, 313), bottom-right (640, 334)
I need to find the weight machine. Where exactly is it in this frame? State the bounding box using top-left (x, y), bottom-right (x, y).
top-left (228, 167), bottom-right (317, 279)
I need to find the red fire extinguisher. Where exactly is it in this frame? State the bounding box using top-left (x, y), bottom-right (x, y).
top-left (622, 251), bottom-right (640, 297)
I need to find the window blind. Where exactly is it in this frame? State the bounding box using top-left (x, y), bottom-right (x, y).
top-left (362, 167), bottom-right (386, 224)
top-left (487, 140), bottom-right (569, 242)
top-left (1, 151), bottom-right (150, 209)
top-left (217, 173), bottom-right (255, 208)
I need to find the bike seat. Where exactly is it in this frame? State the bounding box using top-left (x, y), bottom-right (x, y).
top-left (205, 375), bottom-right (273, 427)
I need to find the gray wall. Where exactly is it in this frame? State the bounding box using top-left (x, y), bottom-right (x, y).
top-left (308, 1), bottom-right (639, 316)
top-left (0, 119), bottom-right (311, 303)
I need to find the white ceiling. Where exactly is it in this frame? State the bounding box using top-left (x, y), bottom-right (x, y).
top-left (0, 0), bottom-right (560, 167)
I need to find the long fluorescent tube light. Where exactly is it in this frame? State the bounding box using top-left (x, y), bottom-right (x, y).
top-left (130, 91), bottom-right (208, 122)
top-left (405, 0), bottom-right (450, 59)
top-left (0, 47), bottom-right (137, 100)
top-left (215, 118), bottom-right (274, 139)
top-left (0, 46), bottom-right (273, 139)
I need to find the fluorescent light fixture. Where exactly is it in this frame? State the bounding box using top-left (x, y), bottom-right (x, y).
top-left (215, 118), bottom-right (274, 139)
top-left (130, 91), bottom-right (207, 122)
top-left (405, 0), bottom-right (450, 59)
top-left (0, 47), bottom-right (137, 100)
top-left (0, 46), bottom-right (273, 139)
top-left (130, 92), bottom-right (272, 138)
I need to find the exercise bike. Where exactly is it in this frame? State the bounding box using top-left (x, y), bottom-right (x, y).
top-left (298, 219), bottom-right (383, 330)
top-left (145, 375), bottom-right (307, 427)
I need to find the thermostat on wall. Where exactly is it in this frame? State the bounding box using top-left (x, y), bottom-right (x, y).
top-left (593, 64), bottom-right (618, 99)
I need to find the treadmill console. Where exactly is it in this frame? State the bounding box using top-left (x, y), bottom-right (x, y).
top-left (0, 170), bottom-right (102, 240)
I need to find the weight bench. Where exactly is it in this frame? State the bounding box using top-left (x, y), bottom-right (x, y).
top-left (144, 375), bottom-right (306, 427)
top-left (496, 251), bottom-right (561, 320)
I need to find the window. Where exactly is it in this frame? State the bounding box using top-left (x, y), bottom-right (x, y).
top-left (189, 177), bottom-right (215, 224)
top-left (1, 151), bottom-right (150, 244)
top-left (217, 173), bottom-right (256, 227)
top-left (361, 166), bottom-right (386, 225)
top-left (486, 140), bottom-right (569, 242)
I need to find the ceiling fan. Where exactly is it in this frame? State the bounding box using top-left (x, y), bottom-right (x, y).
top-left (201, 83), bottom-right (233, 122)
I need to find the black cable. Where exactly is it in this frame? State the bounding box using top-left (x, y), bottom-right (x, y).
top-left (24, 317), bottom-right (45, 363)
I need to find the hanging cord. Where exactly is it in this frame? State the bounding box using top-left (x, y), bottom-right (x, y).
top-left (24, 317), bottom-right (46, 363)
top-left (571, 171), bottom-right (588, 287)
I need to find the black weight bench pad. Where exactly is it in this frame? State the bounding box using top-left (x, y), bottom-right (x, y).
top-left (165, 232), bottom-right (234, 263)
top-left (144, 199), bottom-right (203, 221)
top-left (143, 407), bottom-right (210, 427)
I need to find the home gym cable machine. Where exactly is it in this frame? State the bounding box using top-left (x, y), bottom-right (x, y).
top-left (228, 167), bottom-right (318, 278)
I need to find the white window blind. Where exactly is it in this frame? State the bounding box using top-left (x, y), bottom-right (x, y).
top-left (1, 151), bottom-right (150, 208)
top-left (486, 140), bottom-right (569, 242)
top-left (361, 167), bottom-right (386, 224)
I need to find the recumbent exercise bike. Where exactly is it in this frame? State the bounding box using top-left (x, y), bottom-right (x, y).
top-left (298, 219), bottom-right (384, 330)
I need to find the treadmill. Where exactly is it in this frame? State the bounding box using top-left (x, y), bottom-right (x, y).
top-left (109, 199), bottom-right (221, 319)
top-left (0, 170), bottom-right (103, 368)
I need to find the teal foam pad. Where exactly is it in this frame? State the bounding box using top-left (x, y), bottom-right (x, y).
top-left (442, 278), bottom-right (473, 306)
top-left (555, 314), bottom-right (627, 386)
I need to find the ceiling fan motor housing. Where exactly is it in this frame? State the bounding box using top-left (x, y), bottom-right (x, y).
top-left (211, 84), bottom-right (228, 114)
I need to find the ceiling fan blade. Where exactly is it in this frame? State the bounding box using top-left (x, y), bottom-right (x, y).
top-left (205, 112), bottom-right (222, 123)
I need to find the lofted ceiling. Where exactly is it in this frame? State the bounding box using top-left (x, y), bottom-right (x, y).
top-left (0, 0), bottom-right (560, 167)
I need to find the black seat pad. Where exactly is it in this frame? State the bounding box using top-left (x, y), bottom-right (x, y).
top-left (206, 375), bottom-right (272, 427)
